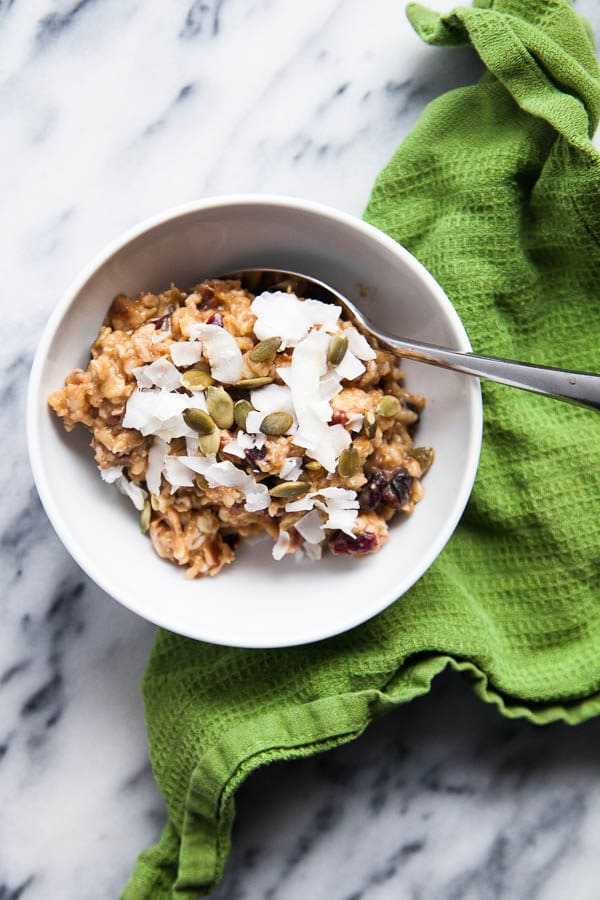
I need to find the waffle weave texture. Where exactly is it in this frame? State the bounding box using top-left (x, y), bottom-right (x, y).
top-left (123, 1), bottom-right (600, 896)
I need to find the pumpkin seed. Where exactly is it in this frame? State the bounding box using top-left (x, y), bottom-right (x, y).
top-left (376, 395), bottom-right (400, 418)
top-left (269, 481), bottom-right (311, 499)
top-left (364, 409), bottom-right (377, 439)
top-left (337, 447), bottom-right (360, 478)
top-left (180, 369), bottom-right (214, 391)
top-left (150, 493), bottom-right (161, 512)
top-left (206, 386), bottom-right (234, 428)
top-left (183, 408), bottom-right (215, 435)
top-left (198, 429), bottom-right (221, 456)
top-left (327, 333), bottom-right (349, 367)
top-left (260, 411), bottom-right (293, 436)
top-left (411, 446), bottom-right (434, 475)
top-left (234, 399), bottom-right (254, 431)
top-left (304, 459), bottom-right (322, 471)
top-left (233, 376), bottom-right (274, 389)
top-left (249, 336), bottom-right (282, 362)
top-left (140, 499), bottom-right (151, 534)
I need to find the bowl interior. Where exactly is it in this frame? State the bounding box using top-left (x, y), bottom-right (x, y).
top-left (29, 198), bottom-right (481, 647)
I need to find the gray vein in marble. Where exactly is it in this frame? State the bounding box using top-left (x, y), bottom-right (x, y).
top-left (36, 0), bottom-right (98, 50)
top-left (180, 0), bottom-right (227, 39)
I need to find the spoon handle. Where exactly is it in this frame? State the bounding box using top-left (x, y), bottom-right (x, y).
top-left (378, 335), bottom-right (600, 411)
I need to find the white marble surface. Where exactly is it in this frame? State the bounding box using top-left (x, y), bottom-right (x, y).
top-left (2, 1), bottom-right (600, 897)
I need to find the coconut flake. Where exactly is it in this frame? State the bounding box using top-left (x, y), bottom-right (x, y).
top-left (169, 341), bottom-right (204, 367)
top-left (123, 388), bottom-right (208, 442)
top-left (280, 457), bottom-right (304, 481)
top-left (251, 291), bottom-right (341, 349)
top-left (285, 486), bottom-right (359, 536)
top-left (304, 541), bottom-right (322, 560)
top-left (272, 529), bottom-right (291, 561)
top-left (163, 456), bottom-right (196, 492)
top-left (279, 330), bottom-right (343, 471)
top-left (348, 413), bottom-right (364, 432)
top-left (115, 475), bottom-right (147, 510)
top-left (223, 430), bottom-right (266, 460)
top-left (146, 437), bottom-right (168, 495)
top-left (295, 509), bottom-right (324, 544)
top-left (187, 323), bottom-right (243, 383)
top-left (132, 358), bottom-right (181, 391)
top-left (336, 350), bottom-right (365, 381)
top-left (250, 383), bottom-right (294, 416)
top-left (177, 457), bottom-right (269, 512)
top-left (319, 370), bottom-right (342, 402)
top-left (185, 434), bottom-right (199, 455)
top-left (346, 327), bottom-right (377, 361)
top-left (99, 465), bottom-right (123, 484)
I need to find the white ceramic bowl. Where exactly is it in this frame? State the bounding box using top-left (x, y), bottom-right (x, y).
top-left (27, 195), bottom-right (482, 648)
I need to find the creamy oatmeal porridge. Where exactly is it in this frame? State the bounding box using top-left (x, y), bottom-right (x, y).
top-left (48, 276), bottom-right (433, 578)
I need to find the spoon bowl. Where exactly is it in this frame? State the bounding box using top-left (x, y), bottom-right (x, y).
top-left (223, 268), bottom-right (600, 411)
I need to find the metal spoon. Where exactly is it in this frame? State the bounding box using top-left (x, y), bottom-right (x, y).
top-left (221, 268), bottom-right (600, 411)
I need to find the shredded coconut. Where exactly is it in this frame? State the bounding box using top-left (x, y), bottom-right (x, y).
top-left (223, 431), bottom-right (266, 460)
top-left (146, 437), bottom-right (168, 495)
top-left (346, 326), bottom-right (377, 361)
top-left (132, 358), bottom-right (181, 391)
top-left (285, 486), bottom-right (359, 536)
top-left (187, 323), bottom-right (243, 383)
top-left (115, 475), bottom-right (147, 510)
top-left (294, 509), bottom-right (324, 544)
top-left (123, 389), bottom-right (208, 442)
top-left (251, 291), bottom-right (341, 349)
top-left (336, 350), bottom-right (365, 381)
top-left (99, 465), bottom-right (123, 484)
top-left (278, 330), bottom-right (347, 472)
top-left (272, 529), bottom-right (291, 561)
top-left (163, 456), bottom-right (196, 492)
top-left (177, 457), bottom-right (269, 512)
top-left (279, 457), bottom-right (304, 480)
top-left (169, 341), bottom-right (204, 367)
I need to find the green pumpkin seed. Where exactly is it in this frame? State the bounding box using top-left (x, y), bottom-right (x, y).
top-left (269, 481), bottom-right (311, 499)
top-left (304, 459), bottom-right (322, 471)
top-left (180, 369), bottom-right (214, 391)
top-left (199, 429), bottom-right (221, 456)
top-left (364, 409), bottom-right (377, 439)
top-left (411, 446), bottom-right (434, 475)
top-left (183, 408), bottom-right (215, 435)
top-left (140, 499), bottom-right (151, 534)
top-left (234, 399), bottom-right (254, 431)
top-left (249, 336), bottom-right (282, 362)
top-left (337, 447), bottom-right (360, 478)
top-left (206, 386), bottom-right (234, 428)
top-left (233, 376), bottom-right (274, 389)
top-left (260, 411), bottom-right (293, 436)
top-left (327, 333), bottom-right (349, 367)
top-left (376, 395), bottom-right (400, 418)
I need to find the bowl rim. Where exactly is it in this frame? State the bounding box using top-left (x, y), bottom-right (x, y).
top-left (27, 193), bottom-right (483, 647)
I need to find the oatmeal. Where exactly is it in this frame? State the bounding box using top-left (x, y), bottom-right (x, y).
top-left (48, 277), bottom-right (433, 578)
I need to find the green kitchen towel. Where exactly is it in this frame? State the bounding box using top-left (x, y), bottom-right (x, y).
top-left (123, 1), bottom-right (600, 896)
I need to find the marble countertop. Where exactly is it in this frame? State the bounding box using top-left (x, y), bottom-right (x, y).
top-left (2, 1), bottom-right (600, 897)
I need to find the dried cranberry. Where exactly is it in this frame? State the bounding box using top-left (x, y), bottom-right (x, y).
top-left (330, 409), bottom-right (348, 426)
top-left (389, 469), bottom-right (413, 506)
top-left (153, 313), bottom-right (171, 330)
top-left (329, 531), bottom-right (378, 556)
top-left (359, 468), bottom-right (413, 510)
top-left (358, 471), bottom-right (388, 511)
top-left (207, 312), bottom-right (223, 327)
top-left (245, 446), bottom-right (267, 471)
